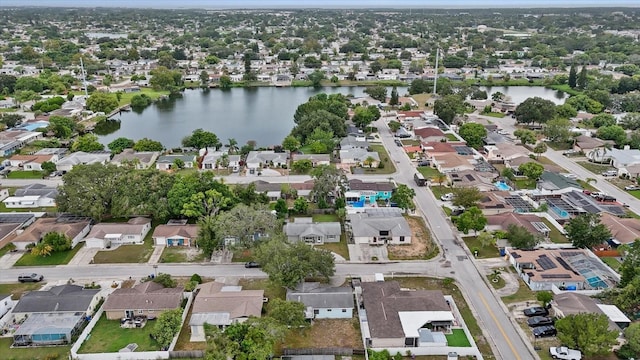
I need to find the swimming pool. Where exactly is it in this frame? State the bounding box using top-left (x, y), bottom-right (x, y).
top-left (494, 181), bottom-right (512, 191)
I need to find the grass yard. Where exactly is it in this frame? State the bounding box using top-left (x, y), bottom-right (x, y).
top-left (514, 179), bottom-right (536, 190)
top-left (429, 185), bottom-right (450, 200)
top-left (486, 273), bottom-right (506, 290)
top-left (410, 93), bottom-right (432, 109)
top-left (364, 145), bottom-right (396, 174)
top-left (577, 179), bottom-right (598, 192)
top-left (316, 234), bottom-right (350, 260)
top-left (627, 190), bottom-right (640, 200)
top-left (14, 243), bottom-right (84, 266)
top-left (417, 166), bottom-right (443, 180)
top-left (483, 112), bottom-right (506, 118)
top-left (312, 214), bottom-right (339, 222)
top-left (117, 88), bottom-right (170, 106)
top-left (401, 139), bottom-right (421, 146)
top-left (237, 278), bottom-right (286, 301)
top-left (445, 329), bottom-right (472, 347)
top-left (6, 170), bottom-right (44, 179)
top-left (278, 318), bottom-right (362, 354)
top-left (394, 277), bottom-right (493, 358)
top-left (601, 257), bottom-right (622, 272)
top-left (0, 243), bottom-right (14, 258)
top-left (0, 337), bottom-right (70, 360)
top-left (174, 299), bottom-right (207, 351)
top-left (577, 161), bottom-right (615, 174)
top-left (501, 279), bottom-right (537, 304)
top-left (78, 313), bottom-right (160, 353)
top-left (546, 141), bottom-right (573, 151)
top-left (232, 248), bottom-right (254, 262)
top-left (93, 225), bottom-right (155, 264)
top-left (462, 236), bottom-right (500, 259)
top-left (0, 282), bottom-right (44, 300)
top-left (445, 133), bottom-right (459, 141)
top-left (541, 218), bottom-right (568, 244)
top-left (160, 247), bottom-right (206, 263)
top-left (388, 215), bottom-right (438, 260)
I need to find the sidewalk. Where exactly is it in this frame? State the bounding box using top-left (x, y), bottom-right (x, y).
top-left (147, 245), bottom-right (165, 264)
top-left (0, 252), bottom-right (23, 269)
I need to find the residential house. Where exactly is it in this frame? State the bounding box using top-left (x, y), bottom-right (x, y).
top-left (0, 188), bottom-right (8, 202)
top-left (360, 281), bottom-right (454, 348)
top-left (7, 154), bottom-right (57, 170)
top-left (574, 135), bottom-right (608, 155)
top-left (484, 143), bottom-right (530, 164)
top-left (103, 281), bottom-right (184, 320)
top-left (3, 183), bottom-right (58, 209)
top-left (0, 213), bottom-right (36, 248)
top-left (346, 208), bottom-right (412, 245)
top-left (0, 293), bottom-right (12, 319)
top-left (291, 154), bottom-right (330, 167)
top-left (56, 151), bottom-right (111, 172)
top-left (339, 134), bottom-right (369, 150)
top-left (599, 213), bottom-right (640, 245)
top-left (12, 284), bottom-right (101, 347)
top-left (11, 216), bottom-right (91, 250)
top-left (592, 148), bottom-right (640, 171)
top-left (84, 217), bottom-right (151, 249)
top-left (156, 154), bottom-right (195, 171)
top-left (189, 281), bottom-right (264, 341)
top-left (346, 179), bottom-right (394, 205)
top-left (507, 248), bottom-right (618, 291)
top-left (339, 148), bottom-right (380, 168)
top-left (284, 218), bottom-right (341, 244)
top-left (431, 153), bottom-right (475, 173)
top-left (111, 149), bottom-right (160, 169)
top-left (200, 151), bottom-right (241, 170)
top-left (0, 130), bottom-right (42, 156)
top-left (541, 190), bottom-right (627, 218)
top-left (34, 148), bottom-right (67, 157)
top-left (291, 180), bottom-right (316, 199)
top-left (486, 213), bottom-right (550, 239)
top-left (252, 180), bottom-right (283, 201)
top-left (448, 170), bottom-right (495, 192)
top-left (476, 192), bottom-right (515, 215)
top-left (535, 171), bottom-right (583, 194)
top-left (245, 151), bottom-right (289, 170)
top-left (621, 163), bottom-right (640, 178)
top-left (152, 220), bottom-right (199, 246)
top-left (413, 127), bottom-right (446, 142)
top-left (554, 292), bottom-right (630, 331)
top-left (286, 282), bottom-right (353, 319)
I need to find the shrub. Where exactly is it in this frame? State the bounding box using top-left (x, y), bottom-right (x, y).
top-left (190, 273), bottom-right (202, 284)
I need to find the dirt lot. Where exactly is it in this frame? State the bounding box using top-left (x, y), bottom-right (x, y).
top-left (279, 318), bottom-right (362, 351)
top-left (387, 215), bottom-right (437, 260)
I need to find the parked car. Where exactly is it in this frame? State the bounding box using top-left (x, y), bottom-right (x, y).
top-left (527, 316), bottom-right (554, 327)
top-left (418, 161), bottom-right (430, 167)
top-left (394, 140), bottom-right (403, 147)
top-left (523, 306), bottom-right (549, 317)
top-left (244, 261), bottom-right (260, 268)
top-left (532, 325), bottom-right (557, 338)
top-left (440, 193), bottom-right (454, 201)
top-left (601, 170), bottom-right (618, 177)
top-left (625, 185), bottom-right (640, 191)
top-left (18, 273), bottom-right (44, 283)
top-left (562, 150), bottom-right (578, 156)
top-left (549, 346), bottom-right (582, 360)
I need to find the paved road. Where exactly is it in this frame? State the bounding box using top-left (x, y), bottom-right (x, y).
top-left (376, 116), bottom-right (535, 360)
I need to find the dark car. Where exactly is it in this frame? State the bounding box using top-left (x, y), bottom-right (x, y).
top-left (244, 261), bottom-right (260, 268)
top-left (523, 307), bottom-right (549, 317)
top-left (532, 325), bottom-right (557, 338)
top-left (527, 316), bottom-right (554, 327)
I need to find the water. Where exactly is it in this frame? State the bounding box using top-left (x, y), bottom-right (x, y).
top-left (494, 181), bottom-right (512, 191)
top-left (480, 86), bottom-right (566, 105)
top-left (98, 85), bottom-right (563, 149)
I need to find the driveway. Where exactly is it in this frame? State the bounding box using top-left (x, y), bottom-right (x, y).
top-left (0, 251), bottom-right (23, 269)
top-left (347, 244), bottom-right (389, 262)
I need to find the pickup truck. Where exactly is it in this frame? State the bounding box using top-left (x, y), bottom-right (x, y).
top-left (549, 346), bottom-right (582, 360)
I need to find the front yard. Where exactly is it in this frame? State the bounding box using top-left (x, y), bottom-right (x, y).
top-left (14, 243), bottom-right (84, 266)
top-left (359, 145), bottom-right (396, 174)
top-left (6, 170), bottom-right (44, 179)
top-left (388, 215), bottom-right (438, 260)
top-left (417, 166), bottom-right (443, 181)
top-left (0, 282), bottom-right (43, 300)
top-left (316, 234), bottom-right (350, 260)
top-left (577, 161), bottom-right (615, 174)
top-left (278, 318), bottom-right (362, 353)
top-left (93, 225), bottom-right (156, 264)
top-left (0, 337), bottom-right (70, 360)
top-left (78, 313), bottom-right (160, 353)
top-left (462, 236), bottom-right (500, 259)
top-left (160, 246), bottom-right (206, 263)
top-left (444, 329), bottom-right (471, 347)
top-left (237, 278), bottom-right (286, 301)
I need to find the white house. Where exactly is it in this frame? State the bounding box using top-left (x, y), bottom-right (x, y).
top-left (152, 222), bottom-right (199, 246)
top-left (84, 217), bottom-right (151, 249)
top-left (200, 151), bottom-right (241, 170)
top-left (56, 151), bottom-right (111, 172)
top-left (156, 154), bottom-right (195, 171)
top-left (283, 218), bottom-right (341, 244)
top-left (346, 208), bottom-right (412, 245)
top-left (286, 282), bottom-right (353, 319)
top-left (2, 184), bottom-right (58, 208)
top-left (245, 151), bottom-right (289, 170)
top-left (7, 154), bottom-right (58, 170)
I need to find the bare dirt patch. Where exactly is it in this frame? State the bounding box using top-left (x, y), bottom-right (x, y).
top-left (279, 318), bottom-right (362, 351)
top-left (387, 215), bottom-right (437, 260)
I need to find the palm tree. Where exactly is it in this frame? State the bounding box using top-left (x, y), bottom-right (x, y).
top-left (589, 143), bottom-right (613, 164)
top-left (434, 173), bottom-right (447, 187)
top-left (227, 138), bottom-right (238, 154)
top-left (364, 156), bottom-right (376, 168)
top-left (31, 242), bottom-right (53, 257)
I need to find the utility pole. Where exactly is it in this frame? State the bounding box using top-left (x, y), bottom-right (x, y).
top-left (80, 57), bottom-right (89, 98)
top-left (432, 48), bottom-right (440, 95)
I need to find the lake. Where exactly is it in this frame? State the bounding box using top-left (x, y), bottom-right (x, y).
top-left (97, 85), bottom-right (565, 149)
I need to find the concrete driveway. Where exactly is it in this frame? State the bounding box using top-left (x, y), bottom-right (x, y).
top-left (347, 244), bottom-right (389, 262)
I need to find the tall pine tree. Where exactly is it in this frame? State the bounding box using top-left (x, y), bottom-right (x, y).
top-left (568, 64), bottom-right (577, 88)
top-left (389, 86), bottom-right (399, 106)
top-left (577, 66), bottom-right (588, 90)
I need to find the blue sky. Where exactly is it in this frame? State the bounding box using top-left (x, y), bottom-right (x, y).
top-left (3, 0), bottom-right (639, 8)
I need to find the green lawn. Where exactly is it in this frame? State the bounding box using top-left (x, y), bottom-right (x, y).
top-left (0, 282), bottom-right (44, 300)
top-left (577, 161), bottom-right (615, 174)
top-left (312, 214), bottom-right (339, 222)
top-left (160, 247), bottom-right (206, 263)
top-left (0, 337), bottom-right (70, 360)
top-left (627, 190), bottom-right (640, 200)
top-left (445, 329), bottom-right (472, 347)
top-left (78, 313), bottom-right (160, 353)
top-left (601, 257), bottom-right (621, 272)
top-left (117, 88), bottom-right (170, 106)
top-left (14, 243), bottom-right (84, 266)
top-left (6, 170), bottom-right (44, 179)
top-left (232, 248), bottom-right (254, 262)
top-left (462, 236), bottom-right (500, 259)
top-left (514, 179), bottom-right (536, 190)
top-left (483, 112), bottom-right (506, 118)
top-left (417, 166), bottom-right (443, 180)
top-left (93, 225), bottom-right (155, 264)
top-left (541, 218), bottom-right (569, 244)
top-left (577, 179), bottom-right (598, 192)
top-left (237, 278), bottom-right (286, 301)
top-left (316, 235), bottom-right (350, 260)
top-left (360, 145), bottom-right (395, 174)
top-left (400, 139), bottom-right (421, 146)
top-left (486, 274), bottom-right (506, 290)
top-left (0, 243), bottom-right (14, 258)
top-left (546, 141), bottom-right (573, 151)
top-left (501, 279), bottom-right (538, 304)
top-left (429, 185), bottom-right (449, 200)
top-left (445, 133), bottom-right (459, 141)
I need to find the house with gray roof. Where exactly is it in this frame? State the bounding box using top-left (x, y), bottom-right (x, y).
top-left (339, 148), bottom-right (380, 167)
top-left (111, 149), bottom-right (160, 169)
top-left (201, 151), bottom-right (241, 170)
top-left (347, 209), bottom-right (411, 245)
top-left (284, 217), bottom-right (341, 244)
top-left (286, 282), bottom-right (353, 319)
top-left (291, 153), bottom-right (330, 167)
top-left (536, 171), bottom-right (582, 194)
top-left (156, 154), bottom-right (195, 171)
top-left (245, 150), bottom-right (289, 170)
top-left (339, 134), bottom-right (369, 150)
top-left (13, 284), bottom-right (101, 321)
top-left (3, 183), bottom-right (58, 208)
top-left (55, 151), bottom-right (111, 172)
top-left (103, 281), bottom-right (183, 320)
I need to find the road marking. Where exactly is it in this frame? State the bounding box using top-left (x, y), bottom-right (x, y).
top-left (478, 292), bottom-right (521, 360)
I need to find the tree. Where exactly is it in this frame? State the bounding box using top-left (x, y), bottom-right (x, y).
top-left (133, 138), bottom-right (164, 151)
top-left (199, 70), bottom-right (209, 87)
top-left (564, 213), bottom-right (612, 249)
top-left (451, 186), bottom-right (482, 209)
top-left (619, 241), bottom-right (640, 287)
top-left (291, 159), bottom-right (312, 174)
top-left (619, 113), bottom-right (640, 130)
top-left (388, 120), bottom-right (401, 132)
top-left (0, 113), bottom-right (25, 128)
top-left (86, 92), bottom-right (119, 114)
top-left (150, 66), bottom-right (182, 92)
top-left (434, 94), bottom-right (466, 125)
top-left (182, 189), bottom-right (232, 219)
top-left (519, 162), bottom-right (544, 182)
top-left (513, 129), bottom-right (537, 145)
top-left (623, 322), bottom-right (640, 356)
top-left (555, 313), bottom-right (618, 356)
top-left (205, 318), bottom-right (285, 360)
top-left (48, 115), bottom-right (76, 138)
top-left (501, 167), bottom-right (515, 181)
top-left (477, 231), bottom-right (495, 248)
top-left (71, 134), bottom-right (104, 152)
top-left (458, 123), bottom-right (487, 149)
top-left (555, 103), bottom-right (578, 120)
top-left (506, 224), bottom-right (541, 249)
top-left (568, 64), bottom-right (577, 88)
top-left (533, 142), bottom-right (547, 159)
top-left (352, 106), bottom-right (380, 129)
top-left (577, 66), bottom-right (588, 90)
top-left (226, 138), bottom-right (239, 154)
top-left (151, 308), bottom-right (183, 349)
top-left (173, 158), bottom-right (185, 169)
top-left (255, 237), bottom-right (335, 289)
top-left (31, 242), bottom-right (53, 257)
top-left (390, 184), bottom-right (416, 212)
top-left (293, 197), bottom-right (309, 214)
top-left (152, 273), bottom-right (177, 288)
top-left (274, 198), bottom-right (288, 219)
top-left (456, 207), bottom-right (486, 235)
top-left (364, 86), bottom-right (387, 103)
top-left (308, 70), bottom-right (325, 88)
top-left (544, 117), bottom-right (572, 143)
top-left (389, 86), bottom-right (399, 106)
top-left (130, 94), bottom-right (153, 108)
top-left (514, 97), bottom-right (556, 125)
top-left (210, 204), bottom-right (278, 249)
top-left (196, 215), bottom-right (220, 256)
top-left (219, 75), bottom-right (232, 89)
top-left (491, 92), bottom-right (505, 102)
top-left (42, 232), bottom-right (71, 252)
top-left (536, 291), bottom-right (553, 307)
top-left (108, 137), bottom-right (135, 154)
top-left (182, 128), bottom-right (220, 149)
top-left (267, 299), bottom-right (308, 328)
top-left (41, 161), bottom-right (56, 175)
top-left (282, 135), bottom-right (301, 152)
top-left (588, 113), bottom-right (617, 128)
top-left (311, 165), bottom-right (347, 207)
top-left (596, 125), bottom-right (627, 146)
top-left (15, 76), bottom-right (44, 93)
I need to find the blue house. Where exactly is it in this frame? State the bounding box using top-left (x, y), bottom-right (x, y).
top-left (286, 282), bottom-right (353, 319)
top-left (346, 179), bottom-right (395, 205)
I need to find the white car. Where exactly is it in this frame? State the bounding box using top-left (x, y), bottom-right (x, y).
top-left (440, 193), bottom-right (454, 201)
top-left (549, 346), bottom-right (582, 360)
top-left (625, 185), bottom-right (640, 191)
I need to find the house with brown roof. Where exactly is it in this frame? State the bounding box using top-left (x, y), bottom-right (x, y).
top-left (11, 216), bottom-right (91, 250)
top-left (103, 281), bottom-right (184, 320)
top-left (84, 217), bottom-right (151, 249)
top-left (484, 143), bottom-right (530, 163)
top-left (554, 292), bottom-right (630, 331)
top-left (189, 282), bottom-right (264, 341)
top-left (599, 213), bottom-right (640, 245)
top-left (152, 222), bottom-right (199, 246)
top-left (7, 154), bottom-right (57, 170)
top-left (360, 281), bottom-right (454, 348)
top-left (111, 149), bottom-right (160, 169)
top-left (486, 213), bottom-right (550, 239)
top-left (448, 170), bottom-right (495, 192)
top-left (476, 192), bottom-right (515, 215)
top-left (573, 135), bottom-right (609, 154)
top-left (431, 153), bottom-right (475, 173)
top-left (413, 127), bottom-right (445, 142)
top-left (421, 142), bottom-right (465, 157)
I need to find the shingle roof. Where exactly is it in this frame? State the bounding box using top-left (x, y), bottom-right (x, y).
top-left (348, 179), bottom-right (394, 192)
top-left (347, 212), bottom-right (411, 238)
top-left (192, 282), bottom-right (263, 320)
top-left (286, 283), bottom-right (353, 309)
top-left (284, 219), bottom-right (341, 238)
top-left (12, 217), bottom-right (91, 244)
top-left (103, 281), bottom-right (183, 311)
top-left (152, 224), bottom-right (199, 239)
top-left (13, 284), bottom-right (99, 313)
